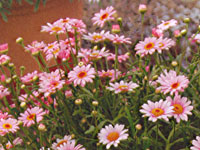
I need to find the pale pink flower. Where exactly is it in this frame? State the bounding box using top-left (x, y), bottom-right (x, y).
top-left (25, 41), bottom-right (46, 54)
top-left (39, 69), bottom-right (65, 97)
top-left (92, 6), bottom-right (116, 28)
top-left (98, 69), bottom-right (121, 81)
top-left (98, 124), bottom-right (128, 149)
top-left (13, 137), bottom-right (23, 145)
top-left (152, 28), bottom-right (164, 38)
top-left (191, 34), bottom-right (200, 44)
top-left (174, 30), bottom-right (181, 38)
top-left (59, 38), bottom-right (75, 50)
top-left (191, 136), bottom-right (200, 150)
top-left (18, 107), bottom-right (46, 127)
top-left (0, 118), bottom-right (19, 134)
top-left (156, 70), bottom-right (189, 95)
top-left (0, 43), bottom-right (8, 53)
top-left (65, 90), bottom-right (73, 97)
top-left (107, 34), bottom-right (132, 44)
top-left (166, 94), bottom-right (193, 123)
top-left (138, 4), bottom-right (147, 13)
top-left (57, 141), bottom-right (85, 150)
top-left (0, 111), bottom-right (11, 120)
top-left (157, 19), bottom-right (178, 31)
top-left (112, 24), bottom-right (120, 33)
top-left (52, 135), bottom-right (75, 150)
top-left (135, 37), bottom-right (159, 57)
top-left (21, 70), bottom-right (38, 84)
top-left (43, 41), bottom-right (60, 61)
top-left (140, 99), bottom-right (174, 122)
top-left (68, 64), bottom-right (96, 87)
top-left (83, 30), bottom-right (111, 43)
top-left (0, 55), bottom-right (10, 65)
top-left (0, 85), bottom-right (10, 99)
top-left (41, 21), bottom-right (65, 35)
top-left (156, 37), bottom-right (175, 53)
top-left (107, 80), bottom-right (138, 94)
top-left (18, 91), bottom-right (39, 102)
top-left (69, 19), bottom-right (87, 34)
top-left (107, 53), bottom-right (129, 63)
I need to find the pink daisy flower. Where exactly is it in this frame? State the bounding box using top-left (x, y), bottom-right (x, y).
top-left (0, 111), bottom-right (11, 120)
top-left (83, 30), bottom-right (110, 43)
top-left (0, 43), bottom-right (8, 54)
top-left (106, 34), bottom-right (132, 44)
top-left (152, 28), bottom-right (164, 38)
top-left (191, 136), bottom-right (200, 150)
top-left (41, 21), bottom-right (65, 35)
top-left (68, 64), bottom-right (96, 87)
top-left (156, 70), bottom-right (189, 95)
top-left (107, 53), bottom-right (130, 63)
top-left (52, 135), bottom-right (75, 150)
top-left (107, 80), bottom-right (139, 94)
top-left (92, 6), bottom-right (116, 28)
top-left (21, 70), bottom-right (38, 84)
top-left (191, 34), bottom-right (200, 44)
top-left (157, 19), bottom-right (178, 31)
top-left (98, 124), bottom-right (128, 149)
top-left (18, 107), bottom-right (46, 127)
top-left (135, 37), bottom-right (159, 57)
top-left (0, 55), bottom-right (10, 65)
top-left (43, 41), bottom-right (60, 61)
top-left (18, 91), bottom-right (39, 102)
top-left (25, 41), bottom-right (46, 54)
top-left (156, 38), bottom-right (175, 53)
top-left (0, 118), bottom-right (19, 134)
top-left (98, 69), bottom-right (121, 81)
top-left (0, 85), bottom-right (10, 99)
top-left (69, 19), bottom-right (87, 34)
top-left (140, 99), bottom-right (174, 122)
top-left (57, 141), bottom-right (85, 150)
top-left (166, 94), bottom-right (193, 123)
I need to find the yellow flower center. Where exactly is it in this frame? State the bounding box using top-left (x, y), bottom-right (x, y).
top-left (100, 13), bottom-right (109, 20)
top-left (173, 104), bottom-right (183, 114)
top-left (27, 114), bottom-right (36, 120)
top-left (145, 42), bottom-right (154, 50)
top-left (164, 22), bottom-right (169, 26)
top-left (159, 42), bottom-right (164, 48)
top-left (53, 48), bottom-right (60, 54)
top-left (52, 27), bottom-right (62, 32)
top-left (118, 85), bottom-right (128, 92)
top-left (171, 82), bottom-right (179, 89)
top-left (93, 35), bottom-right (103, 40)
top-left (151, 108), bottom-right (164, 117)
top-left (2, 123), bottom-right (12, 129)
top-left (78, 71), bottom-right (87, 79)
top-left (107, 132), bottom-right (119, 142)
top-left (56, 140), bottom-right (68, 148)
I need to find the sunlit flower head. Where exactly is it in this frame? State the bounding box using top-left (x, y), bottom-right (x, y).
top-left (106, 34), bottom-right (132, 44)
top-left (83, 30), bottom-right (111, 43)
top-left (140, 99), bottom-right (174, 122)
top-left (191, 136), bottom-right (200, 150)
top-left (68, 64), bottom-right (96, 87)
top-left (156, 37), bottom-right (175, 53)
top-left (0, 118), bottom-right (19, 134)
top-left (135, 37), bottom-right (159, 57)
top-left (98, 124), bottom-right (128, 149)
top-left (25, 41), bottom-right (46, 54)
top-left (52, 135), bottom-right (75, 150)
top-left (166, 94), bottom-right (193, 123)
top-left (107, 53), bottom-right (130, 63)
top-left (18, 107), bottom-right (46, 127)
top-left (92, 6), bottom-right (116, 28)
top-left (43, 41), bottom-right (60, 61)
top-left (98, 69), bottom-right (121, 81)
top-left (41, 21), bottom-right (64, 35)
top-left (107, 80), bottom-right (139, 94)
top-left (156, 70), bottom-right (189, 95)
top-left (157, 19), bottom-right (178, 31)
top-left (21, 71), bottom-right (38, 84)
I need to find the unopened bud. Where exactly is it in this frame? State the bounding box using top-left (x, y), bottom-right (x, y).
top-left (32, 75), bottom-right (38, 81)
top-left (38, 124), bottom-right (46, 131)
top-left (8, 63), bottom-right (14, 68)
top-left (181, 29), bottom-right (187, 36)
top-left (92, 110), bottom-right (98, 116)
top-left (139, 4), bottom-right (147, 14)
top-left (16, 37), bottom-right (24, 44)
top-left (20, 102), bottom-right (26, 108)
top-left (155, 89), bottom-right (160, 94)
top-left (81, 118), bottom-right (86, 124)
top-left (71, 134), bottom-right (75, 139)
top-left (112, 24), bottom-right (120, 34)
top-left (93, 45), bottom-right (98, 50)
top-left (75, 99), bottom-right (82, 105)
top-left (135, 124), bottom-right (142, 130)
top-left (32, 51), bottom-right (40, 56)
top-left (78, 62), bottom-right (84, 67)
top-left (20, 66), bottom-right (25, 71)
top-left (144, 76), bottom-right (148, 81)
top-left (12, 75), bottom-right (17, 80)
top-left (17, 120), bottom-right (23, 126)
top-left (5, 78), bottom-right (11, 84)
top-left (92, 101), bottom-right (99, 106)
top-left (96, 142), bottom-right (101, 146)
top-left (183, 18), bottom-right (190, 24)
top-left (92, 88), bottom-right (96, 93)
top-left (198, 25), bottom-right (200, 32)
top-left (171, 61), bottom-right (178, 67)
top-left (0, 43), bottom-right (8, 54)
top-left (152, 75), bottom-right (158, 81)
top-left (21, 84), bottom-right (26, 89)
top-left (117, 17), bottom-right (122, 23)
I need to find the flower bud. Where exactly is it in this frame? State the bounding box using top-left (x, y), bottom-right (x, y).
top-left (112, 24), bottom-right (120, 34)
top-left (81, 118), bottom-right (86, 124)
top-left (155, 89), bottom-right (160, 94)
top-left (171, 61), bottom-right (178, 67)
top-left (20, 66), bottom-right (25, 71)
top-left (183, 18), bottom-right (190, 24)
top-left (144, 76), bottom-right (148, 81)
top-left (32, 75), bottom-right (38, 81)
top-left (17, 120), bottom-right (23, 126)
top-left (32, 51), bottom-right (40, 56)
top-left (71, 134), bottom-right (75, 139)
top-left (5, 78), bottom-right (11, 84)
top-left (96, 142), bottom-right (101, 146)
top-left (152, 75), bottom-right (158, 81)
top-left (16, 37), bottom-right (24, 44)
top-left (20, 102), bottom-right (26, 108)
top-left (117, 17), bottom-right (122, 23)
top-left (181, 29), bottom-right (187, 36)
top-left (93, 45), bottom-right (98, 50)
top-left (78, 62), bottom-right (84, 67)
top-left (38, 124), bottom-right (46, 131)
top-left (12, 75), bottom-right (17, 80)
top-left (8, 63), bottom-right (14, 68)
top-left (135, 124), bottom-right (142, 130)
top-left (139, 4), bottom-right (147, 14)
top-left (92, 101), bottom-right (99, 106)
top-left (21, 84), bottom-right (26, 89)
top-left (0, 75), bottom-right (5, 82)
top-left (0, 43), bottom-right (8, 54)
top-left (92, 110), bottom-right (98, 116)
top-left (198, 25), bottom-right (200, 32)
top-left (75, 99), bottom-right (82, 105)
top-left (174, 30), bottom-right (181, 38)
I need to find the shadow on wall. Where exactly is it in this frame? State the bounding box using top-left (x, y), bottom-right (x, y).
top-left (0, 0), bottom-right (83, 74)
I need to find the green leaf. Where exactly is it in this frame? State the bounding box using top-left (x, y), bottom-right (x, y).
top-left (0, 12), bottom-right (7, 22)
top-left (34, 0), bottom-right (40, 12)
top-left (85, 126), bottom-right (95, 134)
top-left (16, 0), bottom-right (22, 4)
top-left (42, 0), bottom-right (47, 5)
top-left (25, 0), bottom-right (34, 5)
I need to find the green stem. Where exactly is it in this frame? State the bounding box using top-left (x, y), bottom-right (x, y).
top-left (114, 45), bottom-right (119, 79)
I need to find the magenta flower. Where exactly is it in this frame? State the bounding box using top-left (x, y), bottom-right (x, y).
top-left (156, 70), bottom-right (189, 95)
